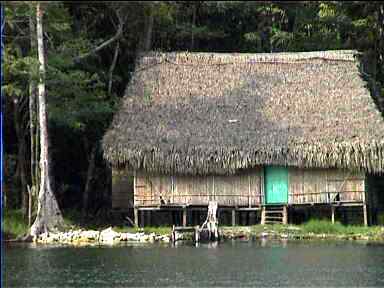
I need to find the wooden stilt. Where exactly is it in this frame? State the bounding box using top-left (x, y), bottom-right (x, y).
top-left (331, 206), bottom-right (335, 224)
top-left (283, 206), bottom-right (288, 225)
top-left (261, 206), bottom-right (265, 225)
top-left (134, 207), bottom-right (139, 227)
top-left (232, 209), bottom-right (236, 226)
top-left (363, 204), bottom-right (368, 226)
top-left (182, 208), bottom-right (187, 227)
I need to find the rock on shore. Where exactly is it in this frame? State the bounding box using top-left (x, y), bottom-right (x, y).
top-left (34, 227), bottom-right (171, 245)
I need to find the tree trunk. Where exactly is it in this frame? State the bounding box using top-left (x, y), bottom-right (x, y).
top-left (82, 144), bottom-right (97, 217)
top-left (190, 3), bottom-right (196, 50)
top-left (30, 2), bottom-right (64, 237)
top-left (200, 201), bottom-right (219, 241)
top-left (144, 5), bottom-right (154, 52)
top-left (378, 4), bottom-right (384, 83)
top-left (136, 3), bottom-right (154, 55)
top-left (107, 41), bottom-right (120, 96)
top-left (29, 12), bottom-right (38, 227)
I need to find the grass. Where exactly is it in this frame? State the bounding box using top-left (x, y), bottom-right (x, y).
top-left (301, 219), bottom-right (382, 235)
top-left (226, 219), bottom-right (384, 239)
top-left (3, 210), bottom-right (29, 238)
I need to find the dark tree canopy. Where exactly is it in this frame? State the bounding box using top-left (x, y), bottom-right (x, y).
top-left (3, 1), bottom-right (384, 227)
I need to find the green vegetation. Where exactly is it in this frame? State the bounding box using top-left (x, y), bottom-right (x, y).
top-left (224, 219), bottom-right (384, 240)
top-left (301, 219), bottom-right (376, 235)
top-left (3, 210), bottom-right (29, 238)
top-left (3, 2), bottom-right (384, 234)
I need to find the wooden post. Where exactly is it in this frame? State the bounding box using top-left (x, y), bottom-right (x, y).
top-left (362, 177), bottom-right (368, 226)
top-left (363, 204), bottom-right (368, 226)
top-left (134, 207), bottom-right (139, 227)
top-left (331, 206), bottom-right (335, 224)
top-left (261, 206), bottom-right (266, 225)
top-left (248, 174), bottom-right (251, 208)
top-left (133, 171), bottom-right (136, 208)
top-left (260, 169), bottom-right (264, 205)
top-left (232, 209), bottom-right (236, 226)
top-left (283, 206), bottom-right (288, 225)
top-left (182, 208), bottom-right (187, 227)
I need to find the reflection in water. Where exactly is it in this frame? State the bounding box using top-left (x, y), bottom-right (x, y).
top-left (5, 240), bottom-right (384, 287)
top-left (207, 241), bottom-right (218, 249)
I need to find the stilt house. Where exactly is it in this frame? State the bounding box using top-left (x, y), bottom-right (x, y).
top-left (102, 50), bottom-right (384, 226)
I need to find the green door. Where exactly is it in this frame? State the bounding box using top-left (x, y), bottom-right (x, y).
top-left (265, 166), bottom-right (288, 204)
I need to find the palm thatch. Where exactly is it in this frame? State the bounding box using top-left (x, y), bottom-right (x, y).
top-left (102, 50), bottom-right (384, 175)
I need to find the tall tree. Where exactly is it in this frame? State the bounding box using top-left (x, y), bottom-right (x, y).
top-left (28, 7), bottom-right (39, 227)
top-left (30, 2), bottom-right (64, 236)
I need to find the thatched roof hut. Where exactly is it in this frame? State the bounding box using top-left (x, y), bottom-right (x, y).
top-left (102, 50), bottom-right (384, 175)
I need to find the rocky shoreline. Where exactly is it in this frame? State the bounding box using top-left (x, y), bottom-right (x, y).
top-left (31, 227), bottom-right (171, 245)
top-left (11, 225), bottom-right (381, 246)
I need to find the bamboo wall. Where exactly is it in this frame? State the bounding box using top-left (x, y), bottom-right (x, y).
top-left (113, 167), bottom-right (366, 209)
top-left (134, 168), bottom-right (263, 207)
top-left (289, 168), bottom-right (365, 204)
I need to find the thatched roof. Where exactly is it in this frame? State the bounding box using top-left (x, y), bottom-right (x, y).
top-left (102, 50), bottom-right (384, 175)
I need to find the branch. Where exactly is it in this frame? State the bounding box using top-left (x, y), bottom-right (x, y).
top-left (108, 41), bottom-right (120, 96)
top-left (74, 6), bottom-right (127, 63)
top-left (74, 26), bottom-right (123, 62)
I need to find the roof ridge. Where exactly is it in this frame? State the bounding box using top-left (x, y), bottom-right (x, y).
top-left (139, 50), bottom-right (359, 66)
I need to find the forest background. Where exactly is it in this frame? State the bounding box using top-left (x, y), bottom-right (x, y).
top-left (4, 1), bottom-right (384, 233)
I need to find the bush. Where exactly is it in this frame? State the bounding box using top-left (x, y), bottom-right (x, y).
top-left (3, 210), bottom-right (29, 238)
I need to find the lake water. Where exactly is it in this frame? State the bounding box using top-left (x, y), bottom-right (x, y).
top-left (4, 240), bottom-right (384, 287)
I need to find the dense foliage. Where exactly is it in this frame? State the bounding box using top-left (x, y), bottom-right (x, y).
top-left (4, 1), bottom-right (384, 224)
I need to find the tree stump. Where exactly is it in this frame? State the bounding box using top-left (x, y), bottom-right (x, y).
top-left (200, 201), bottom-right (219, 241)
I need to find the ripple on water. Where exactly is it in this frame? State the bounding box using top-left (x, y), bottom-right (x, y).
top-left (4, 240), bottom-right (384, 287)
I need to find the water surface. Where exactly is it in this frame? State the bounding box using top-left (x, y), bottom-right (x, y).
top-left (5, 240), bottom-right (384, 287)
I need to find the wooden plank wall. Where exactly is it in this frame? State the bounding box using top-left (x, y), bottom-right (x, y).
top-left (134, 167), bottom-right (263, 207)
top-left (112, 169), bottom-right (133, 209)
top-left (289, 168), bottom-right (365, 204)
